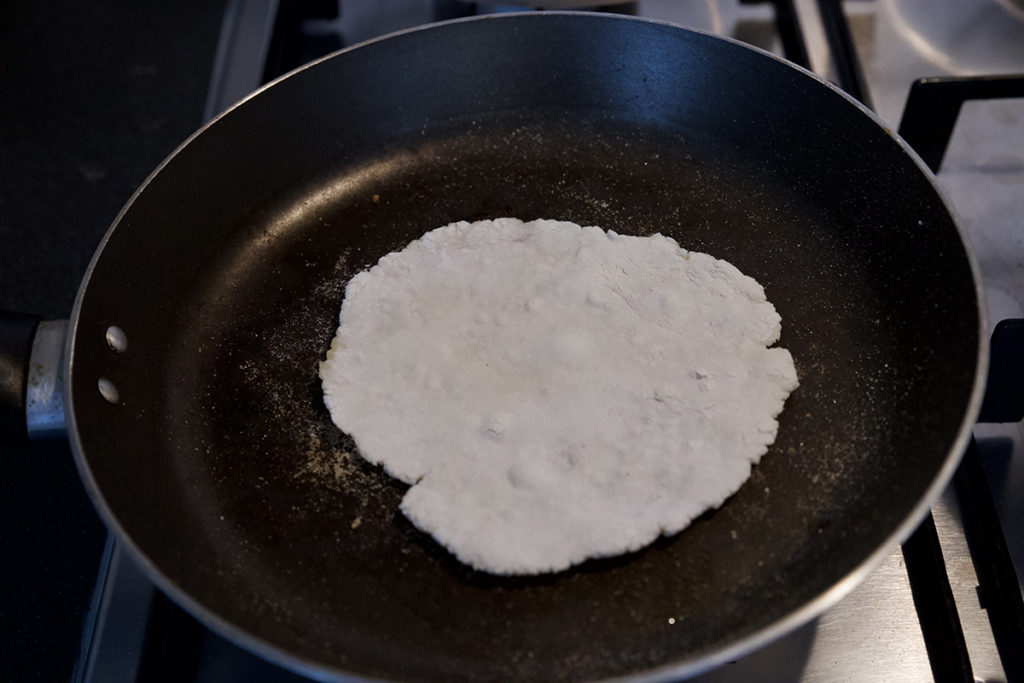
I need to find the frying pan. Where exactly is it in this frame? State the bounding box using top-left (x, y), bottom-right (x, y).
top-left (8, 12), bottom-right (986, 682)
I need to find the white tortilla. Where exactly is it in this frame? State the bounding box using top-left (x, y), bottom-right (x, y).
top-left (320, 218), bottom-right (798, 574)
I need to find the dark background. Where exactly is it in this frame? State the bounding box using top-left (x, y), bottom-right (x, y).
top-left (0, 2), bottom-right (226, 679)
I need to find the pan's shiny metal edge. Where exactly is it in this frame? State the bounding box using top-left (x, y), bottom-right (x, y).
top-left (64, 11), bottom-right (990, 683)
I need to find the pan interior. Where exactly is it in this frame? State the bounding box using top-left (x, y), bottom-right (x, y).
top-left (88, 117), bottom-right (969, 681)
top-left (67, 16), bottom-right (980, 682)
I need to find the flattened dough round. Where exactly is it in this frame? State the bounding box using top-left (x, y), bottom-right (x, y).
top-left (320, 218), bottom-right (798, 575)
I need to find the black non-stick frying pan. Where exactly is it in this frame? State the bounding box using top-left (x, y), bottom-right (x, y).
top-left (11, 12), bottom-right (988, 682)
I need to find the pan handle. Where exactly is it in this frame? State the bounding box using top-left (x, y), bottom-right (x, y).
top-left (0, 311), bottom-right (67, 442)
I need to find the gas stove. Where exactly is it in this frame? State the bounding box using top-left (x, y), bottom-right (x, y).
top-left (15, 2), bottom-right (1024, 681)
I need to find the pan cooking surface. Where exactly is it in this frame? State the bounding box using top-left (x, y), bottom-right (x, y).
top-left (66, 15), bottom-right (980, 681)
top-left (97, 120), bottom-right (968, 680)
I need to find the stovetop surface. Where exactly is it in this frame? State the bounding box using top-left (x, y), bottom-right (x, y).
top-left (0, 1), bottom-right (226, 679)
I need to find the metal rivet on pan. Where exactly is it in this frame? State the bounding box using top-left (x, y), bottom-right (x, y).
top-left (98, 378), bottom-right (120, 404)
top-left (105, 325), bottom-right (128, 353)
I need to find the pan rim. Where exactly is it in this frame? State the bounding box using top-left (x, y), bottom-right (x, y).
top-left (63, 10), bottom-right (990, 682)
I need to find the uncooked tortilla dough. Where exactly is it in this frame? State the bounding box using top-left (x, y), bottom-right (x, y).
top-left (320, 218), bottom-right (798, 575)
